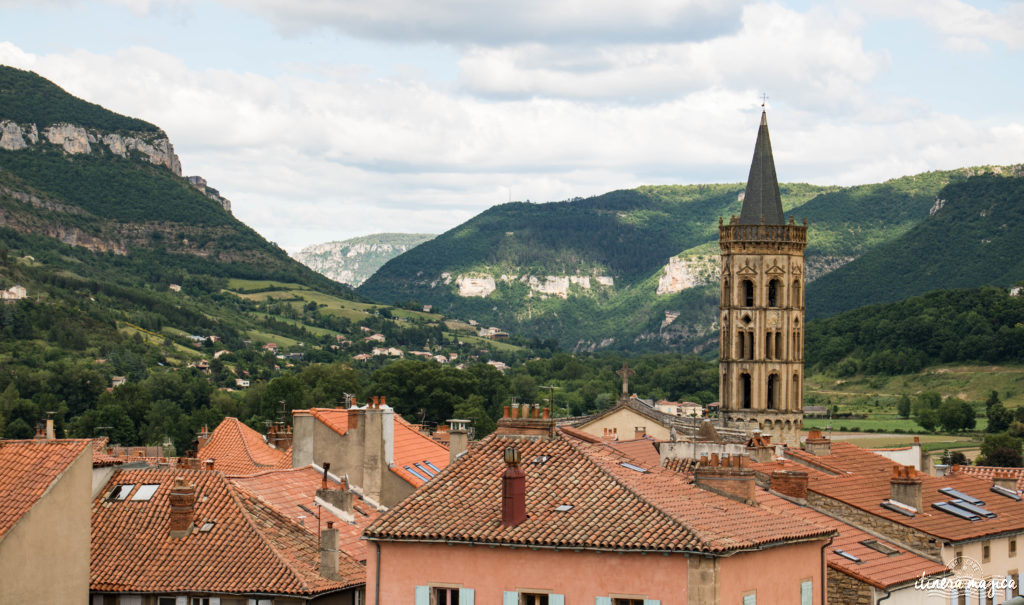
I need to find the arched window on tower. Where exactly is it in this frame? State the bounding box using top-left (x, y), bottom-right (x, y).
top-left (792, 279), bottom-right (801, 308)
top-left (775, 331), bottom-right (783, 360)
top-left (768, 279), bottom-right (780, 307)
top-left (767, 374), bottom-right (778, 409)
top-left (723, 278), bottom-right (730, 306)
top-left (741, 373), bottom-right (752, 409)
top-left (743, 279), bottom-right (754, 307)
top-left (792, 373), bottom-right (800, 408)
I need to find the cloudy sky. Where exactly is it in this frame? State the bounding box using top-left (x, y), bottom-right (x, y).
top-left (3, 1), bottom-right (1023, 251)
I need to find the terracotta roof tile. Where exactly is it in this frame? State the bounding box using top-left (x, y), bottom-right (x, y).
top-left (365, 430), bottom-right (832, 553)
top-left (603, 438), bottom-right (662, 470)
top-left (198, 417), bottom-right (290, 476)
top-left (955, 465), bottom-right (1024, 490)
top-left (0, 439), bottom-right (90, 541)
top-left (230, 466), bottom-right (382, 563)
top-left (91, 468), bottom-right (362, 595)
top-left (390, 415), bottom-right (450, 487)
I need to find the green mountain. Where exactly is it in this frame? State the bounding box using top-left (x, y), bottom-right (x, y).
top-left (807, 172), bottom-right (1024, 318)
top-left (359, 167), bottom-right (1008, 352)
top-left (293, 233), bottom-right (435, 286)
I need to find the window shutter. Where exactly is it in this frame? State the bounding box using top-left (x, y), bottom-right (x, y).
top-left (743, 594), bottom-right (756, 605)
top-left (460, 588), bottom-right (475, 605)
top-left (643, 601), bottom-right (660, 605)
top-left (596, 598), bottom-right (612, 605)
top-left (209, 599), bottom-right (220, 605)
top-left (175, 598), bottom-right (186, 605)
top-left (504, 591), bottom-right (519, 605)
top-left (800, 580), bottom-right (812, 605)
top-left (415, 586), bottom-right (430, 605)
top-left (550, 595), bottom-right (565, 605)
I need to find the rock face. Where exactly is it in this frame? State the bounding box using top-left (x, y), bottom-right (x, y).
top-left (0, 119), bottom-right (182, 175)
top-left (656, 255), bottom-right (718, 295)
top-left (456, 274), bottom-right (496, 297)
top-left (293, 233), bottom-right (435, 286)
top-left (450, 272), bottom-right (615, 299)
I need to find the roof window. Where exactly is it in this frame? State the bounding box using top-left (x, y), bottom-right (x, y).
top-left (932, 502), bottom-right (981, 521)
top-left (404, 466), bottom-right (429, 482)
top-left (949, 499), bottom-right (997, 519)
top-left (131, 484), bottom-right (159, 501)
top-left (834, 549), bottom-right (862, 563)
top-left (938, 487), bottom-right (984, 505)
top-left (620, 462), bottom-right (648, 473)
top-left (423, 461), bottom-right (441, 474)
top-left (881, 499), bottom-right (916, 517)
top-left (199, 521), bottom-right (215, 532)
top-left (414, 462), bottom-right (435, 477)
top-left (108, 484), bottom-right (135, 501)
top-left (554, 504), bottom-right (574, 512)
top-left (992, 484), bottom-right (1021, 501)
top-left (859, 539), bottom-right (899, 556)
top-left (532, 455), bottom-right (550, 465)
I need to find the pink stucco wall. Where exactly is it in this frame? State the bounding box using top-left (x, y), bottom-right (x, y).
top-left (718, 540), bottom-right (825, 605)
top-left (367, 541), bottom-right (688, 604)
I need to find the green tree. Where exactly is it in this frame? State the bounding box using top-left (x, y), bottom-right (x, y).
top-left (4, 417), bottom-right (33, 439)
top-left (917, 408), bottom-right (938, 432)
top-left (896, 395), bottom-right (911, 419)
top-left (978, 433), bottom-right (1024, 467)
top-left (987, 403), bottom-right (1013, 433)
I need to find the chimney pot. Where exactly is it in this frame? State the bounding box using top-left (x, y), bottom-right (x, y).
top-left (542, 407), bottom-right (550, 419)
top-left (510, 403), bottom-right (520, 419)
top-left (327, 521), bottom-right (334, 529)
top-left (503, 405), bottom-right (510, 419)
top-left (204, 459), bottom-right (214, 470)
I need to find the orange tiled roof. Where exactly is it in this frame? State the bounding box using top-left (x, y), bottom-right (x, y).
top-left (390, 415), bottom-right (449, 487)
top-left (604, 437), bottom-right (662, 470)
top-left (0, 439), bottom-right (90, 541)
top-left (91, 468), bottom-right (362, 595)
top-left (198, 417), bottom-right (290, 476)
top-left (307, 408), bottom-right (355, 437)
top-left (230, 466), bottom-right (382, 563)
top-left (754, 489), bottom-right (949, 588)
top-left (365, 430), bottom-right (832, 553)
top-left (956, 465), bottom-right (1024, 491)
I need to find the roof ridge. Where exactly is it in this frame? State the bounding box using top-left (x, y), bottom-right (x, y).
top-left (393, 414), bottom-right (449, 451)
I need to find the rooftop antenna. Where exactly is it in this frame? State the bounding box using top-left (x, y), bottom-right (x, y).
top-left (538, 386), bottom-right (558, 411)
top-left (95, 425), bottom-right (113, 436)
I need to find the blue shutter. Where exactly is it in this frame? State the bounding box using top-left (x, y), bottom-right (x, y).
top-left (460, 588), bottom-right (475, 605)
top-left (801, 580), bottom-right (812, 605)
top-left (596, 598), bottom-right (612, 605)
top-left (550, 595), bottom-right (565, 605)
top-left (504, 591), bottom-right (519, 605)
top-left (643, 601), bottom-right (660, 605)
top-left (415, 586), bottom-right (430, 605)
top-left (743, 594), bottom-right (756, 605)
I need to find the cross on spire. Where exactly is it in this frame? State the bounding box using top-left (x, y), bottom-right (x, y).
top-left (760, 93), bottom-right (769, 108)
top-left (616, 363), bottom-right (636, 399)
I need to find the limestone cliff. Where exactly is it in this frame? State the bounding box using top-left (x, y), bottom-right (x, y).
top-left (293, 233), bottom-right (435, 286)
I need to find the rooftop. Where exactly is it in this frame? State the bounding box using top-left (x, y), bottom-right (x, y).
top-left (91, 468), bottom-right (362, 595)
top-left (0, 439), bottom-right (90, 541)
top-left (197, 417), bottom-right (291, 476)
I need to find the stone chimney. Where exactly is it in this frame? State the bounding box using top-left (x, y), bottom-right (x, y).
top-left (362, 396), bottom-right (394, 506)
top-left (890, 464), bottom-right (923, 511)
top-left (746, 433), bottom-right (774, 463)
top-left (694, 454), bottom-right (756, 505)
top-left (319, 522), bottom-right (341, 580)
top-left (769, 469), bottom-right (808, 501)
top-left (804, 429), bottom-right (831, 457)
top-left (994, 471), bottom-right (1019, 492)
top-left (45, 418), bottom-right (55, 440)
top-left (501, 446), bottom-right (527, 527)
top-left (448, 418), bottom-right (470, 464)
top-left (496, 405), bottom-right (555, 441)
top-left (168, 477), bottom-right (196, 538)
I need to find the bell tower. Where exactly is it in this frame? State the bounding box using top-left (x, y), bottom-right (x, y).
top-left (718, 110), bottom-right (807, 446)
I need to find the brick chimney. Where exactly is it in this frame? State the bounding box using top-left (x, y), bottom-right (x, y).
top-left (448, 418), bottom-right (470, 464)
top-left (634, 426), bottom-right (646, 440)
top-left (319, 521), bottom-right (341, 580)
top-left (804, 429), bottom-right (831, 456)
top-left (496, 405), bottom-right (555, 441)
top-left (890, 464), bottom-right (922, 511)
top-left (994, 471), bottom-right (1019, 492)
top-left (694, 454), bottom-right (756, 505)
top-left (769, 469), bottom-right (808, 501)
top-left (501, 446), bottom-right (527, 527)
top-left (746, 432), bottom-right (774, 463)
top-left (168, 477), bottom-right (196, 538)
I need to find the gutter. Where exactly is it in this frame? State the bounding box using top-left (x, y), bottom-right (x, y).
top-left (374, 541), bottom-right (381, 605)
top-left (820, 534), bottom-right (834, 605)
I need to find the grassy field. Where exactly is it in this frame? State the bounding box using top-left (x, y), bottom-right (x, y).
top-left (806, 365), bottom-right (1024, 407)
top-left (822, 432), bottom-right (978, 449)
top-left (246, 330), bottom-right (299, 348)
top-left (225, 278), bottom-right (307, 291)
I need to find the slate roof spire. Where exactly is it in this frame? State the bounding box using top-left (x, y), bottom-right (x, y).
top-left (738, 110), bottom-right (785, 225)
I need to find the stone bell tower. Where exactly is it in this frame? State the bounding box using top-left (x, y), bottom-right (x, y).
top-left (718, 110), bottom-right (807, 446)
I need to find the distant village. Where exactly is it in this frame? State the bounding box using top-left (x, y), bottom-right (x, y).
top-left (4, 113), bottom-right (1022, 605)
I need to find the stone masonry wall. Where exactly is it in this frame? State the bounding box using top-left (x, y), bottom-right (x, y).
top-left (808, 491), bottom-right (941, 559)
top-left (828, 567), bottom-right (873, 605)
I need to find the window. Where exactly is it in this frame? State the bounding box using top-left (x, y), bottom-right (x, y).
top-left (860, 539), bottom-right (899, 556)
top-left (247, 599), bottom-right (271, 605)
top-left (118, 598), bottom-right (142, 605)
top-left (743, 280), bottom-right (754, 306)
top-left (613, 600), bottom-right (643, 605)
top-left (792, 279), bottom-right (801, 308)
top-left (742, 593), bottom-right (756, 605)
top-left (1012, 539), bottom-right (1017, 557)
top-left (767, 279), bottom-right (779, 307)
top-left (157, 598), bottom-right (178, 605)
top-left (766, 374), bottom-right (778, 410)
top-left (417, 587), bottom-right (474, 605)
top-left (132, 484), bottom-right (160, 501)
top-left (741, 374), bottom-right (752, 409)
top-left (984, 542), bottom-right (991, 562)
top-left (435, 588), bottom-right (459, 605)
top-left (108, 484), bottom-right (135, 501)
top-left (800, 580), bottom-right (812, 605)
top-left (191, 599), bottom-right (211, 605)
top-left (520, 594), bottom-right (548, 605)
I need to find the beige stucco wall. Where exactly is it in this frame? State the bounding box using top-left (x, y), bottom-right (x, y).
top-left (0, 444), bottom-right (92, 605)
top-left (577, 408), bottom-right (671, 441)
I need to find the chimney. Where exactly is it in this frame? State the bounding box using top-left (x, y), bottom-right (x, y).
top-left (168, 477), bottom-right (196, 538)
top-left (994, 471), bottom-right (1019, 492)
top-left (804, 429), bottom-right (831, 456)
top-left (448, 418), bottom-right (470, 464)
top-left (317, 487), bottom-right (355, 520)
top-left (320, 522), bottom-right (341, 580)
top-left (204, 459), bottom-right (215, 470)
top-left (501, 446), bottom-right (527, 527)
top-left (746, 433), bottom-right (774, 463)
top-left (634, 427), bottom-right (646, 440)
top-left (694, 454), bottom-right (756, 505)
top-left (890, 464), bottom-right (923, 511)
top-left (495, 406), bottom-right (556, 441)
top-left (196, 425), bottom-right (211, 450)
top-left (770, 469), bottom-right (809, 501)
top-left (45, 418), bottom-right (55, 440)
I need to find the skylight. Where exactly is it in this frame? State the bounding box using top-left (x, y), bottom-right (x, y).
top-left (949, 499), bottom-right (997, 519)
top-left (859, 539), bottom-right (899, 556)
top-left (933, 502), bottom-right (981, 521)
top-left (423, 461), bottom-right (441, 474)
top-left (833, 549), bottom-right (861, 563)
top-left (881, 499), bottom-right (916, 517)
top-left (532, 455), bottom-right (550, 465)
top-left (414, 462), bottom-right (435, 477)
top-left (992, 485), bottom-right (1022, 501)
top-left (108, 484), bottom-right (134, 501)
top-left (404, 466), bottom-right (429, 482)
top-left (199, 521), bottom-right (215, 532)
top-left (131, 484), bottom-right (159, 501)
top-left (938, 488), bottom-right (984, 505)
top-left (620, 462), bottom-right (648, 473)
top-left (554, 504), bottom-right (574, 512)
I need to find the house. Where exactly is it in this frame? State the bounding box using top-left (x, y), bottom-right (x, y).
top-left (263, 343), bottom-right (278, 353)
top-left (575, 398), bottom-right (747, 445)
top-left (0, 284), bottom-right (27, 301)
top-left (292, 398), bottom-right (450, 509)
top-left (352, 353), bottom-right (372, 361)
top-left (364, 333), bottom-right (385, 343)
top-left (478, 326), bottom-right (509, 340)
top-left (91, 468), bottom-right (364, 604)
top-left (196, 417), bottom-right (291, 476)
top-left (168, 283), bottom-right (181, 292)
top-left (195, 359), bottom-right (211, 374)
top-left (234, 378), bottom-right (250, 388)
top-left (111, 376), bottom-right (127, 388)
top-left (655, 399), bottom-right (703, 418)
top-left (213, 349), bottom-right (231, 359)
top-left (363, 409), bottom-right (835, 604)
top-left (0, 438), bottom-right (93, 603)
top-left (486, 360), bottom-right (508, 372)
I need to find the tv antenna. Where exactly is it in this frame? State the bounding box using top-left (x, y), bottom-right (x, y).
top-left (538, 385), bottom-right (558, 410)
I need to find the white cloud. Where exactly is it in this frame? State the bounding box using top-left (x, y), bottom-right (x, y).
top-left (859, 0), bottom-right (1024, 51)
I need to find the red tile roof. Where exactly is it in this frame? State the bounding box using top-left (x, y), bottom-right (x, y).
top-left (230, 466), bottom-right (382, 563)
top-left (603, 437), bottom-right (662, 470)
top-left (390, 415), bottom-right (450, 487)
top-left (307, 408), bottom-right (355, 437)
top-left (0, 439), bottom-right (90, 541)
top-left (365, 430), bottom-right (832, 553)
top-left (955, 465), bottom-right (1024, 490)
top-left (198, 417), bottom-right (290, 476)
top-left (91, 468), bottom-right (362, 595)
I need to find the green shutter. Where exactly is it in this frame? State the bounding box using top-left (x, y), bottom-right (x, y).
top-left (504, 591), bottom-right (519, 605)
top-left (460, 588), bottom-right (475, 605)
top-left (596, 598), bottom-right (612, 605)
top-left (643, 601), bottom-right (660, 605)
top-left (801, 580), bottom-right (812, 605)
top-left (415, 586), bottom-right (430, 605)
top-left (743, 594), bottom-right (756, 605)
top-left (550, 595), bottom-right (565, 605)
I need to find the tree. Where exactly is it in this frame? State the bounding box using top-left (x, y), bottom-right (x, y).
top-left (896, 395), bottom-right (911, 419)
top-left (978, 433), bottom-right (1024, 467)
top-left (987, 402), bottom-right (1013, 433)
top-left (916, 408), bottom-right (938, 432)
top-left (4, 417), bottom-right (33, 439)
top-left (941, 450), bottom-right (968, 466)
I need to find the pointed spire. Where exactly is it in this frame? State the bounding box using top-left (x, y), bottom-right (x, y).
top-left (738, 110), bottom-right (784, 225)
